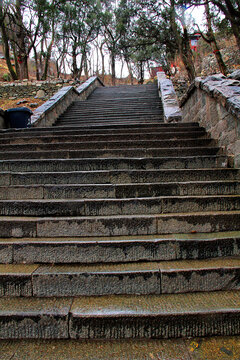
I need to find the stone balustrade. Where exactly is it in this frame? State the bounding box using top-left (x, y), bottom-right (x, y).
top-left (180, 72), bottom-right (240, 168)
top-left (30, 76), bottom-right (104, 128)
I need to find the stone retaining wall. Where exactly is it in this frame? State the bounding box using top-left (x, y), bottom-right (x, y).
top-left (180, 72), bottom-right (240, 168)
top-left (31, 76), bottom-right (104, 128)
top-left (0, 79), bottom-right (81, 99)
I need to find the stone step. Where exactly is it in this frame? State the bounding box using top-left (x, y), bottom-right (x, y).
top-left (52, 122), bottom-right (198, 129)
top-left (0, 258), bottom-right (239, 297)
top-left (0, 122), bottom-right (199, 136)
top-left (2, 168), bottom-right (238, 186)
top-left (0, 138), bottom-right (214, 150)
top-left (0, 131), bottom-right (207, 145)
top-left (57, 113), bottom-right (163, 119)
top-left (1, 180), bottom-right (239, 200)
top-left (55, 120), bottom-right (163, 127)
top-left (0, 196), bottom-right (239, 216)
top-left (1, 231), bottom-right (240, 264)
top-left (1, 336), bottom-right (240, 359)
top-left (0, 156), bottom-right (228, 173)
top-left (0, 211), bottom-right (239, 238)
top-left (62, 108), bottom-right (163, 113)
top-left (0, 147), bottom-right (220, 160)
top-left (0, 291), bottom-right (239, 339)
top-left (0, 125), bottom-right (203, 138)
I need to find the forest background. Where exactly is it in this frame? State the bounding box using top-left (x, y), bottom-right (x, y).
top-left (0, 0), bottom-right (239, 101)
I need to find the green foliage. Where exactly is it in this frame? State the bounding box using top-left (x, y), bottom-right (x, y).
top-left (2, 72), bottom-right (10, 81)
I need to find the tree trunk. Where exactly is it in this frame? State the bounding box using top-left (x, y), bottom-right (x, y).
top-left (15, 0), bottom-right (29, 79)
top-left (42, 18), bottom-right (55, 80)
top-left (84, 55), bottom-right (89, 78)
top-left (0, 16), bottom-right (17, 80)
top-left (181, 28), bottom-right (196, 82)
top-left (99, 44), bottom-right (105, 82)
top-left (230, 21), bottom-right (240, 51)
top-left (170, 0), bottom-right (195, 82)
top-left (126, 60), bottom-right (133, 85)
top-left (111, 52), bottom-right (116, 86)
top-left (71, 43), bottom-right (78, 79)
top-left (139, 60), bottom-right (144, 84)
top-left (33, 46), bottom-right (40, 80)
top-left (205, 3), bottom-right (228, 76)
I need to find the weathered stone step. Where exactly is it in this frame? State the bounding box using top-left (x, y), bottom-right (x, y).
top-left (0, 131), bottom-right (207, 145)
top-left (0, 147), bottom-right (220, 160)
top-left (69, 291), bottom-right (240, 339)
top-left (0, 291), bottom-right (239, 339)
top-left (2, 168), bottom-right (238, 187)
top-left (0, 136), bottom-right (214, 149)
top-left (65, 108), bottom-right (162, 114)
top-left (53, 121), bottom-right (197, 129)
top-left (62, 108), bottom-right (163, 114)
top-left (0, 125), bottom-right (203, 138)
top-left (0, 139), bottom-right (213, 150)
top-left (1, 336), bottom-right (240, 359)
top-left (0, 156), bottom-right (228, 173)
top-left (56, 121), bottom-right (163, 127)
top-left (1, 231), bottom-right (240, 264)
top-left (58, 113), bottom-right (163, 119)
top-left (1, 180), bottom-right (239, 200)
top-left (0, 258), bottom-right (239, 297)
top-left (0, 211), bottom-right (239, 238)
top-left (0, 196), bottom-right (239, 216)
top-left (59, 112), bottom-right (163, 119)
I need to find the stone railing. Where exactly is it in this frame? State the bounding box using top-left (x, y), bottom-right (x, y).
top-left (157, 71), bottom-right (182, 123)
top-left (180, 73), bottom-right (240, 168)
top-left (31, 76), bottom-right (104, 128)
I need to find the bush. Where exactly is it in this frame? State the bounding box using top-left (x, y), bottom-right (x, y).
top-left (2, 73), bottom-right (11, 82)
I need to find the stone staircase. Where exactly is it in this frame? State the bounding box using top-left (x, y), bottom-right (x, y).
top-left (0, 83), bottom-right (239, 356)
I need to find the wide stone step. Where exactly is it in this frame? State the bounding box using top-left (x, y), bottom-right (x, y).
top-left (53, 121), bottom-right (191, 129)
top-left (1, 336), bottom-right (240, 359)
top-left (0, 139), bottom-right (213, 150)
top-left (62, 108), bottom-right (163, 114)
top-left (0, 291), bottom-right (239, 339)
top-left (0, 122), bottom-right (200, 135)
top-left (2, 168), bottom-right (238, 186)
top-left (0, 258), bottom-right (239, 297)
top-left (1, 231), bottom-right (240, 264)
top-left (1, 180), bottom-right (239, 200)
top-left (0, 131), bottom-right (207, 145)
top-left (0, 156), bottom-right (228, 172)
top-left (0, 125), bottom-right (204, 138)
top-left (0, 139), bottom-right (216, 152)
top-left (0, 147), bottom-right (220, 160)
top-left (5, 336), bottom-right (239, 360)
top-left (0, 211), bottom-right (239, 238)
top-left (0, 196), bottom-right (239, 216)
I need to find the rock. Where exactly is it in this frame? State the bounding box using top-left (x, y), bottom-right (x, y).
top-left (16, 99), bottom-right (28, 105)
top-left (29, 103), bottom-right (39, 108)
top-left (228, 70), bottom-right (240, 80)
top-left (9, 97), bottom-right (16, 100)
top-left (35, 90), bottom-right (46, 99)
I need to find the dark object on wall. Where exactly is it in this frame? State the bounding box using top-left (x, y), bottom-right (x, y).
top-left (5, 107), bottom-right (33, 128)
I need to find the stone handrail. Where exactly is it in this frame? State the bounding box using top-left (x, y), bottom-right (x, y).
top-left (31, 76), bottom-right (104, 128)
top-left (180, 73), bottom-right (240, 168)
top-left (157, 71), bottom-right (182, 123)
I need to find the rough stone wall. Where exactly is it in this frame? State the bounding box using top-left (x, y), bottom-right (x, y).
top-left (0, 79), bottom-right (81, 99)
top-left (180, 72), bottom-right (240, 168)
